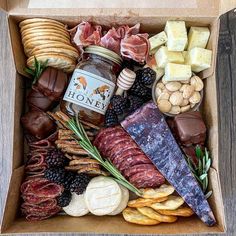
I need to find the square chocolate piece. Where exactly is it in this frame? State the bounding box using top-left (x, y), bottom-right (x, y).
top-left (173, 111), bottom-right (206, 146)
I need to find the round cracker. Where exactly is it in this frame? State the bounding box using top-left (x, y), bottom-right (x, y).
top-left (22, 31), bottom-right (70, 42)
top-left (27, 53), bottom-right (76, 73)
top-left (31, 47), bottom-right (79, 60)
top-left (21, 26), bottom-right (68, 37)
top-left (19, 18), bottom-right (65, 28)
top-left (23, 35), bottom-right (70, 45)
top-left (20, 22), bottom-right (66, 32)
top-left (122, 208), bottom-right (160, 225)
top-left (128, 196), bottom-right (168, 208)
top-left (31, 43), bottom-right (78, 54)
top-left (137, 207), bottom-right (178, 223)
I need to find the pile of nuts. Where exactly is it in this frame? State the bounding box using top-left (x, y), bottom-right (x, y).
top-left (154, 75), bottom-right (204, 115)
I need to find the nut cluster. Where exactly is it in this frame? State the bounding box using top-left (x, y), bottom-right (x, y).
top-left (155, 75), bottom-right (204, 115)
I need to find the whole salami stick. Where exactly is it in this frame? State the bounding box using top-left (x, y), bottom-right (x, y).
top-left (121, 102), bottom-right (216, 226)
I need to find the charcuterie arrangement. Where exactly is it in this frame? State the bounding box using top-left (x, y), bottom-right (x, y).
top-left (19, 18), bottom-right (216, 226)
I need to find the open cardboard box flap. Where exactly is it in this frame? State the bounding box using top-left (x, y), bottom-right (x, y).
top-left (0, 0), bottom-right (228, 234)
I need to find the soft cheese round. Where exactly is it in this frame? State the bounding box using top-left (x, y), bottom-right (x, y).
top-left (85, 176), bottom-right (122, 216)
top-left (63, 193), bottom-right (89, 217)
top-left (109, 184), bottom-right (129, 215)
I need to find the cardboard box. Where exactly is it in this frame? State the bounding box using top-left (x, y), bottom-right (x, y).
top-left (0, 0), bottom-right (229, 234)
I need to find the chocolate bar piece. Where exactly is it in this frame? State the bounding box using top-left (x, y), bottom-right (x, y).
top-left (35, 67), bottom-right (68, 101)
top-left (173, 111), bottom-right (206, 146)
top-left (27, 88), bottom-right (55, 111)
top-left (21, 111), bottom-right (56, 139)
top-left (121, 102), bottom-right (216, 226)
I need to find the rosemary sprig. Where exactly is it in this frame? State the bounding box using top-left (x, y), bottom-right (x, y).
top-left (66, 117), bottom-right (142, 196)
top-left (24, 57), bottom-right (48, 85)
top-left (187, 146), bottom-right (212, 199)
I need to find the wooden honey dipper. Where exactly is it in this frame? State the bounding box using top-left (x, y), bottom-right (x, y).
top-left (115, 68), bottom-right (136, 96)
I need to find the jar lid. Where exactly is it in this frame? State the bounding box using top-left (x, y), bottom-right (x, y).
top-left (85, 45), bottom-right (123, 66)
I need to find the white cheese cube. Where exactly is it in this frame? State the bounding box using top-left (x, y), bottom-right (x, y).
top-left (186, 47), bottom-right (212, 72)
top-left (187, 27), bottom-right (210, 50)
top-left (165, 63), bottom-right (192, 82)
top-left (155, 46), bottom-right (184, 68)
top-left (182, 51), bottom-right (188, 63)
top-left (165, 21), bottom-right (188, 51)
top-left (149, 31), bottom-right (167, 51)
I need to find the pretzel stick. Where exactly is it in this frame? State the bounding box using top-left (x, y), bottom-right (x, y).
top-left (62, 147), bottom-right (89, 155)
top-left (47, 112), bottom-right (67, 128)
top-left (79, 119), bottom-right (100, 130)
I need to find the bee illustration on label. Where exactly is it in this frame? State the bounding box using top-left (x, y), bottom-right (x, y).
top-left (92, 85), bottom-right (111, 101)
top-left (74, 76), bottom-right (87, 91)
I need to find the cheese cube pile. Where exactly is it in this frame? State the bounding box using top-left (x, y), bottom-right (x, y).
top-left (147, 21), bottom-right (212, 81)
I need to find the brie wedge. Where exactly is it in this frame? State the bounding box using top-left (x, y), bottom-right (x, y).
top-left (165, 21), bottom-right (188, 51)
top-left (187, 27), bottom-right (210, 50)
top-left (85, 176), bottom-right (122, 216)
top-left (186, 47), bottom-right (212, 72)
top-left (109, 185), bottom-right (129, 215)
top-left (155, 46), bottom-right (184, 68)
top-left (63, 193), bottom-right (89, 217)
top-left (165, 63), bottom-right (192, 82)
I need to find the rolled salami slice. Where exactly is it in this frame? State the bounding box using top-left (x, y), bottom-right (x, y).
top-left (121, 101), bottom-right (216, 226)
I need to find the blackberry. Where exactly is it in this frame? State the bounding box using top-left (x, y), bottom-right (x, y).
top-left (45, 148), bottom-right (67, 168)
top-left (129, 81), bottom-right (149, 98)
top-left (44, 167), bottom-right (65, 185)
top-left (57, 191), bottom-right (72, 207)
top-left (127, 95), bottom-right (144, 113)
top-left (110, 95), bottom-right (127, 115)
top-left (70, 174), bottom-right (91, 195)
top-left (136, 67), bottom-right (156, 86)
top-left (63, 171), bottom-right (76, 190)
top-left (105, 108), bottom-right (118, 127)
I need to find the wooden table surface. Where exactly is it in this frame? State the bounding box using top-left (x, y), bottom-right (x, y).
top-left (1, 7), bottom-right (236, 236)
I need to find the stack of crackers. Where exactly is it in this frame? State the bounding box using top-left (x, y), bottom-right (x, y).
top-left (19, 18), bottom-right (79, 73)
top-left (48, 111), bottom-right (109, 176)
top-left (123, 184), bottom-right (194, 225)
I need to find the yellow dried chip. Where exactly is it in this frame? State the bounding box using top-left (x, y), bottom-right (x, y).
top-left (157, 207), bottom-right (194, 217)
top-left (122, 207), bottom-right (160, 225)
top-left (137, 207), bottom-right (178, 223)
top-left (141, 184), bottom-right (175, 199)
top-left (128, 197), bottom-right (168, 208)
top-left (151, 196), bottom-right (184, 210)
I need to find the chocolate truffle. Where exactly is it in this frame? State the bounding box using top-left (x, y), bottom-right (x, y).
top-left (27, 88), bottom-right (55, 111)
top-left (35, 67), bottom-right (68, 101)
top-left (21, 111), bottom-right (56, 139)
top-left (173, 111), bottom-right (206, 146)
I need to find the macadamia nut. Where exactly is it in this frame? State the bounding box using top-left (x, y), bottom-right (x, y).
top-left (169, 91), bottom-right (183, 105)
top-left (165, 82), bottom-right (182, 91)
top-left (189, 91), bottom-right (201, 103)
top-left (190, 75), bottom-right (204, 91)
top-left (169, 105), bottom-right (181, 114)
top-left (183, 85), bottom-right (195, 99)
top-left (158, 100), bottom-right (172, 113)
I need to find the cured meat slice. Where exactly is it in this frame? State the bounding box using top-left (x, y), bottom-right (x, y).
top-left (110, 144), bottom-right (140, 161)
top-left (69, 21), bottom-right (102, 48)
top-left (100, 135), bottom-right (130, 157)
top-left (29, 139), bottom-right (53, 150)
top-left (121, 101), bottom-right (216, 226)
top-left (123, 164), bottom-right (157, 178)
top-left (129, 170), bottom-right (165, 189)
top-left (93, 126), bottom-right (123, 148)
top-left (22, 194), bottom-right (51, 205)
top-left (119, 154), bottom-right (151, 172)
top-left (112, 147), bottom-right (142, 165)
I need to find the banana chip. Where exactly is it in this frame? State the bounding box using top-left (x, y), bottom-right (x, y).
top-left (151, 196), bottom-right (184, 210)
top-left (128, 197), bottom-right (168, 208)
top-left (137, 207), bottom-right (178, 223)
top-left (141, 184), bottom-right (175, 199)
top-left (157, 207), bottom-right (194, 217)
top-left (122, 208), bottom-right (160, 225)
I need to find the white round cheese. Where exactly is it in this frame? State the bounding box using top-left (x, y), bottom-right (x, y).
top-left (85, 176), bottom-right (122, 216)
top-left (109, 184), bottom-right (129, 215)
top-left (63, 193), bottom-right (89, 217)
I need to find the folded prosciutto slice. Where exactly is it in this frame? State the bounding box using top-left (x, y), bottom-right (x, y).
top-left (121, 102), bottom-right (216, 226)
top-left (69, 21), bottom-right (102, 48)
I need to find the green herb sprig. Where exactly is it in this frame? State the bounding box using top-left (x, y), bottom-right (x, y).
top-left (187, 146), bottom-right (212, 199)
top-left (24, 57), bottom-right (48, 85)
top-left (66, 117), bottom-right (142, 196)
